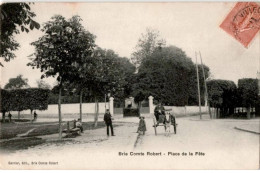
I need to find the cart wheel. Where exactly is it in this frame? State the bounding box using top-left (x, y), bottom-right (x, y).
top-left (174, 124), bottom-right (177, 134)
top-left (152, 117), bottom-right (157, 135)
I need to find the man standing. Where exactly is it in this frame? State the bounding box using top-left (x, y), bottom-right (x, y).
top-left (104, 109), bottom-right (115, 136)
top-left (33, 111), bottom-right (38, 121)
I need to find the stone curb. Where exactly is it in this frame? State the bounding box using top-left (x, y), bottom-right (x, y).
top-left (234, 127), bottom-right (260, 135)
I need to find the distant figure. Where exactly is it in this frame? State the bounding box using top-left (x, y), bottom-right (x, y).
top-left (33, 111), bottom-right (38, 121)
top-left (8, 112), bottom-right (12, 123)
top-left (137, 116), bottom-right (147, 135)
top-left (104, 109), bottom-right (115, 136)
top-left (76, 118), bottom-right (83, 133)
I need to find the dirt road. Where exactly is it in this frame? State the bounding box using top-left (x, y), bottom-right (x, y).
top-left (1, 115), bottom-right (259, 169)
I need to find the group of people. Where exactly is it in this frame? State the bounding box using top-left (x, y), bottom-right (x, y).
top-left (70, 102), bottom-right (171, 137)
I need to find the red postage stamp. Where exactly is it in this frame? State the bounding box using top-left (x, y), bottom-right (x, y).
top-left (220, 2), bottom-right (260, 48)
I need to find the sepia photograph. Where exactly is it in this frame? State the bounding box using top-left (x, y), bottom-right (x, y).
top-left (0, 1), bottom-right (259, 170)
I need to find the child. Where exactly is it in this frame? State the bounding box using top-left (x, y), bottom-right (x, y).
top-left (137, 116), bottom-right (147, 135)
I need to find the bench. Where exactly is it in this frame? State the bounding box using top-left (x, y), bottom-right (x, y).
top-left (62, 120), bottom-right (81, 137)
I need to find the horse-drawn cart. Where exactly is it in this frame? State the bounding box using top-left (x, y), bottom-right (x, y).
top-left (152, 110), bottom-right (177, 135)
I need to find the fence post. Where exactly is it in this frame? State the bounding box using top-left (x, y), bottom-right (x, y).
top-left (109, 97), bottom-right (114, 116)
top-left (148, 96), bottom-right (154, 114)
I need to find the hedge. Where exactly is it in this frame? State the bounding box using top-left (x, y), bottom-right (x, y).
top-left (0, 88), bottom-right (50, 113)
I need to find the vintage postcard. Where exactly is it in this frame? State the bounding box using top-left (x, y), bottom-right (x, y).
top-left (0, 1), bottom-right (259, 170)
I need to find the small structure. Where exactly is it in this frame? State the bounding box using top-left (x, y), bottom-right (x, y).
top-left (123, 97), bottom-right (139, 117)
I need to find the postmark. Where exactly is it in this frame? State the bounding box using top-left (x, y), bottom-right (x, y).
top-left (220, 2), bottom-right (260, 47)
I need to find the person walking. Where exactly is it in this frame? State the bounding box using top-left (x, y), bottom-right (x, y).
top-left (104, 109), bottom-right (115, 136)
top-left (8, 112), bottom-right (12, 123)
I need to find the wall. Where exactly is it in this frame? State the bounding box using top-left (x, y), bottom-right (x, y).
top-left (7, 102), bottom-right (107, 115)
top-left (163, 105), bottom-right (207, 116)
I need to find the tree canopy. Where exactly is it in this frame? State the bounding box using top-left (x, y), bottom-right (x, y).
top-left (0, 3), bottom-right (40, 62)
top-left (28, 15), bottom-right (96, 84)
top-left (4, 75), bottom-right (30, 89)
top-left (65, 47), bottom-right (136, 105)
top-left (207, 79), bottom-right (237, 107)
top-left (238, 78), bottom-right (258, 108)
top-left (131, 28), bottom-right (165, 69)
top-left (36, 79), bottom-right (51, 89)
top-left (0, 88), bottom-right (49, 113)
top-left (132, 45), bottom-right (210, 106)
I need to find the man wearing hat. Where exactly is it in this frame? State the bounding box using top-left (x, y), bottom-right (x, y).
top-left (103, 109), bottom-right (115, 136)
top-left (154, 102), bottom-right (165, 123)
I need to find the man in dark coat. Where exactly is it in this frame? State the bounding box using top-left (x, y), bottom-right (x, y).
top-left (104, 109), bottom-right (115, 136)
top-left (154, 102), bottom-right (165, 122)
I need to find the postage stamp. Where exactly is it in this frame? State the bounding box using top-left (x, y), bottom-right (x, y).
top-left (220, 2), bottom-right (260, 48)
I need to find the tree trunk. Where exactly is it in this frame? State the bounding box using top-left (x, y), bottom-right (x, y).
top-left (18, 111), bottom-right (20, 120)
top-left (208, 106), bottom-right (212, 119)
top-left (251, 107), bottom-right (255, 118)
top-left (246, 107), bottom-right (250, 119)
top-left (79, 90), bottom-right (83, 122)
top-left (94, 96), bottom-right (99, 127)
top-left (2, 111), bottom-right (5, 123)
top-left (216, 108), bottom-right (219, 119)
top-left (58, 85), bottom-right (62, 140)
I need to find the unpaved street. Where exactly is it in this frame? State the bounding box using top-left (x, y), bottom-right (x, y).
top-left (134, 115), bottom-right (259, 169)
top-left (1, 115), bottom-right (259, 169)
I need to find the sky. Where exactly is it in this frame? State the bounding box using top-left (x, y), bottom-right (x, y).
top-left (1, 2), bottom-right (259, 88)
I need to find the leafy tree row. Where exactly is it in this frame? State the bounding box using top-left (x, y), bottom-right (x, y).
top-left (0, 88), bottom-right (49, 122)
top-left (207, 78), bottom-right (259, 118)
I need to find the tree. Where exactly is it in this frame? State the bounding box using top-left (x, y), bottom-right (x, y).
top-left (0, 89), bottom-right (11, 122)
top-left (36, 79), bottom-right (51, 89)
top-left (132, 46), bottom-right (209, 106)
top-left (131, 28), bottom-right (165, 69)
top-left (88, 48), bottom-right (135, 127)
top-left (4, 75), bottom-right (30, 89)
top-left (207, 80), bottom-right (237, 118)
top-left (0, 3), bottom-right (40, 63)
top-left (28, 15), bottom-right (96, 139)
top-left (238, 78), bottom-right (258, 119)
